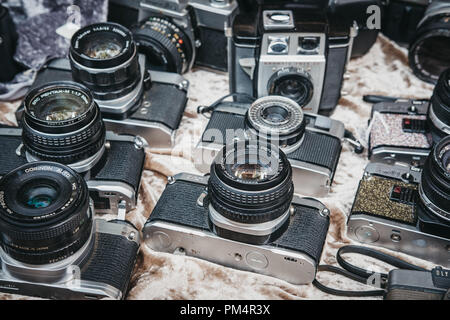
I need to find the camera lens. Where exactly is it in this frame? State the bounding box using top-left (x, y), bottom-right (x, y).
top-left (208, 141), bottom-right (294, 245)
top-left (409, 11), bottom-right (450, 84)
top-left (22, 82), bottom-right (106, 167)
top-left (132, 17), bottom-right (193, 74)
top-left (419, 136), bottom-right (450, 222)
top-left (428, 68), bottom-right (450, 143)
top-left (268, 68), bottom-right (313, 107)
top-left (69, 22), bottom-right (141, 103)
top-left (0, 162), bottom-right (92, 265)
top-left (246, 96), bottom-right (306, 147)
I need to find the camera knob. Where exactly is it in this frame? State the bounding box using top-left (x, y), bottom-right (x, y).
top-left (355, 225), bottom-right (379, 243)
top-left (245, 251), bottom-right (269, 270)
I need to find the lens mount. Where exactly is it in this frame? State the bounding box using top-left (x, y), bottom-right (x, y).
top-left (133, 16), bottom-right (193, 74)
top-left (0, 162), bottom-right (92, 265)
top-left (246, 96), bottom-right (306, 147)
top-left (22, 82), bottom-right (106, 167)
top-left (419, 136), bottom-right (450, 222)
top-left (409, 12), bottom-right (450, 84)
top-left (267, 68), bottom-right (314, 107)
top-left (69, 22), bottom-right (141, 102)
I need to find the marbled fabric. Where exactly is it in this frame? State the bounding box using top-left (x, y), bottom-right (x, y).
top-left (0, 35), bottom-right (437, 300)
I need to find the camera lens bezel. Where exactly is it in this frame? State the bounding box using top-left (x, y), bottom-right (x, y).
top-left (0, 162), bottom-right (92, 265)
top-left (267, 68), bottom-right (314, 107)
top-left (409, 12), bottom-right (450, 84)
top-left (208, 141), bottom-right (294, 244)
top-left (428, 68), bottom-right (450, 142)
top-left (70, 22), bottom-right (135, 69)
top-left (246, 96), bottom-right (306, 148)
top-left (133, 16), bottom-right (193, 74)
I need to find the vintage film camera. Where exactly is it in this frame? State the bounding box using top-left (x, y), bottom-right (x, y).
top-left (26, 22), bottom-right (189, 148)
top-left (144, 141), bottom-right (330, 284)
top-left (0, 162), bottom-right (140, 300)
top-left (368, 68), bottom-right (450, 166)
top-left (348, 135), bottom-right (450, 267)
top-left (382, 0), bottom-right (450, 84)
top-left (196, 96), bottom-right (345, 197)
top-left (1, 82), bottom-right (145, 216)
top-left (108, 0), bottom-right (239, 73)
top-left (229, 0), bottom-right (380, 114)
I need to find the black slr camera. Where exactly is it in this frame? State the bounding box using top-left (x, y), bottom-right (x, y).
top-left (382, 0), bottom-right (450, 84)
top-left (229, 0), bottom-right (380, 114)
top-left (1, 82), bottom-right (145, 216)
top-left (196, 96), bottom-right (345, 197)
top-left (108, 0), bottom-right (239, 73)
top-left (0, 161), bottom-right (140, 300)
top-left (144, 141), bottom-right (330, 284)
top-left (348, 135), bottom-right (450, 267)
top-left (368, 68), bottom-right (450, 166)
top-left (28, 22), bottom-right (189, 148)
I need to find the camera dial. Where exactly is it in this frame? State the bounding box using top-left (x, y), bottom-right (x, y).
top-left (208, 141), bottom-right (294, 245)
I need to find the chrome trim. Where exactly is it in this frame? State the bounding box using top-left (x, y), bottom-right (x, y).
top-left (87, 180), bottom-right (136, 214)
top-left (429, 104), bottom-right (450, 135)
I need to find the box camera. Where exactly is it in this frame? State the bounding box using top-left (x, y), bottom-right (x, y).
top-left (108, 0), bottom-right (239, 73)
top-left (368, 68), bottom-right (450, 166)
top-left (382, 0), bottom-right (450, 84)
top-left (144, 141), bottom-right (330, 284)
top-left (0, 162), bottom-right (140, 300)
top-left (348, 135), bottom-right (450, 267)
top-left (1, 82), bottom-right (145, 216)
top-left (229, 0), bottom-right (380, 114)
top-left (196, 96), bottom-right (345, 197)
top-left (26, 22), bottom-right (189, 148)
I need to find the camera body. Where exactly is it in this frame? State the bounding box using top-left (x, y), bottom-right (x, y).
top-left (229, 1), bottom-right (379, 114)
top-left (0, 218), bottom-right (140, 300)
top-left (348, 162), bottom-right (450, 267)
top-left (0, 127), bottom-right (145, 216)
top-left (143, 172), bottom-right (330, 285)
top-left (196, 99), bottom-right (345, 197)
top-left (29, 56), bottom-right (188, 148)
top-left (108, 0), bottom-right (239, 73)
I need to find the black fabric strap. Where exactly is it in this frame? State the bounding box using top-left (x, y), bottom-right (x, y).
top-left (313, 245), bottom-right (428, 297)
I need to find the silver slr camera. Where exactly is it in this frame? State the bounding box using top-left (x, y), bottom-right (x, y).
top-left (108, 0), bottom-right (239, 73)
top-left (196, 96), bottom-right (345, 197)
top-left (348, 136), bottom-right (450, 267)
top-left (0, 162), bottom-right (140, 300)
top-left (144, 142), bottom-right (330, 284)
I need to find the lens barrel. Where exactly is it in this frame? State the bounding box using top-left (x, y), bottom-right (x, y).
top-left (409, 10), bottom-right (450, 84)
top-left (69, 22), bottom-right (141, 101)
top-left (208, 141), bottom-right (294, 245)
top-left (267, 68), bottom-right (314, 107)
top-left (0, 162), bottom-right (92, 265)
top-left (419, 136), bottom-right (450, 223)
top-left (246, 96), bottom-right (306, 147)
top-left (133, 17), bottom-right (193, 74)
top-left (22, 82), bottom-right (106, 166)
top-left (428, 68), bottom-right (450, 143)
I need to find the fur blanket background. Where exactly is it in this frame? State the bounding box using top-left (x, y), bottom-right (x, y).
top-left (0, 35), bottom-right (438, 300)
